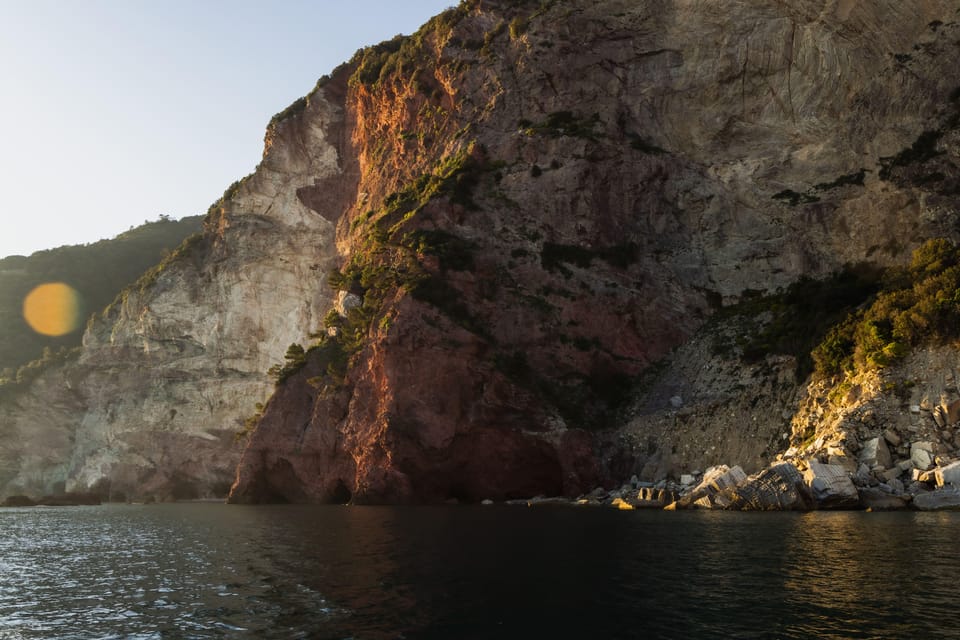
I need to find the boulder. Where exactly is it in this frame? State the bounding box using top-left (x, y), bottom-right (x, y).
top-left (860, 437), bottom-right (892, 469)
top-left (858, 487), bottom-right (909, 511)
top-left (634, 487), bottom-right (677, 507)
top-left (913, 487), bottom-right (960, 511)
top-left (934, 406), bottom-right (948, 428)
top-left (804, 462), bottom-right (859, 509)
top-left (827, 455), bottom-right (857, 473)
top-left (680, 465), bottom-right (747, 509)
top-left (911, 442), bottom-right (934, 471)
top-left (948, 399), bottom-right (960, 426)
top-left (611, 497), bottom-right (635, 510)
top-left (880, 467), bottom-right (903, 482)
top-left (725, 463), bottom-right (813, 511)
top-left (525, 496), bottom-right (572, 506)
top-left (935, 461), bottom-right (960, 488)
top-left (335, 290), bottom-right (362, 315)
top-left (883, 429), bottom-right (901, 447)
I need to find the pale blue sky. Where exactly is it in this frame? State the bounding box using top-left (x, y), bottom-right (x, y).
top-left (0, 0), bottom-right (453, 258)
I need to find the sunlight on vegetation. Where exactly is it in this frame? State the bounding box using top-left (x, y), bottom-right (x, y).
top-left (812, 238), bottom-right (960, 377)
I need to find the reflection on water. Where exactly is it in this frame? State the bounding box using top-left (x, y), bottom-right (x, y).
top-left (782, 512), bottom-right (913, 638)
top-left (2, 505), bottom-right (960, 638)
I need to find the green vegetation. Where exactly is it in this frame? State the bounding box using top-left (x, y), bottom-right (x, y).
top-left (540, 241), bottom-right (639, 277)
top-left (627, 132), bottom-right (666, 154)
top-left (235, 402), bottom-right (265, 443)
top-left (0, 346), bottom-right (81, 396)
top-left (0, 215), bottom-right (203, 374)
top-left (812, 239), bottom-right (960, 376)
top-left (309, 149), bottom-right (496, 391)
top-left (520, 111), bottom-right (602, 140)
top-left (492, 347), bottom-right (634, 430)
top-left (717, 240), bottom-right (960, 383)
top-left (772, 189), bottom-right (820, 206)
top-left (814, 169), bottom-right (866, 191)
top-left (268, 96), bottom-right (308, 129)
top-left (267, 343), bottom-right (307, 384)
top-left (879, 130), bottom-right (944, 180)
top-left (771, 169), bottom-right (867, 206)
top-left (711, 265), bottom-right (882, 379)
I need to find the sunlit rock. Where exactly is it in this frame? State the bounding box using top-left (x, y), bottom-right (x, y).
top-left (804, 461), bottom-right (859, 510)
top-left (679, 464), bottom-right (747, 509)
top-left (725, 463), bottom-right (813, 511)
top-left (934, 461), bottom-right (960, 488)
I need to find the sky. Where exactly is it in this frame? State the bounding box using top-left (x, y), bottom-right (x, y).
top-left (0, 0), bottom-right (454, 258)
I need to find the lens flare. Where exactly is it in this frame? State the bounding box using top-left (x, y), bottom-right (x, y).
top-left (22, 282), bottom-right (82, 336)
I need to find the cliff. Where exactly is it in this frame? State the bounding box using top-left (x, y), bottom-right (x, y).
top-left (3, 0), bottom-right (960, 503)
top-left (230, 0), bottom-right (960, 503)
top-left (0, 72), bottom-right (348, 500)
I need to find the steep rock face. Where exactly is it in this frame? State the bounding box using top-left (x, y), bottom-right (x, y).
top-left (231, 0), bottom-right (960, 503)
top-left (0, 72), bottom-right (352, 500)
top-left (4, 0), bottom-right (960, 503)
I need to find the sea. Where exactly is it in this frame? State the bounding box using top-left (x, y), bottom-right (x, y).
top-left (1, 503), bottom-right (958, 639)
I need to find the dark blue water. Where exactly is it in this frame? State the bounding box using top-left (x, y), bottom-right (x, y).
top-left (1, 504), bottom-right (958, 639)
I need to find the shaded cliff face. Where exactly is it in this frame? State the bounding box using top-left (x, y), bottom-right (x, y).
top-left (230, 0), bottom-right (960, 503)
top-left (3, 0), bottom-right (959, 503)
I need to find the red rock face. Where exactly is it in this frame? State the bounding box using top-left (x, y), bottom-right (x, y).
top-left (230, 296), bottom-right (606, 504)
top-left (230, 0), bottom-right (960, 503)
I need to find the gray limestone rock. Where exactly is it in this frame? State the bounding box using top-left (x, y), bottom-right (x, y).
top-left (883, 429), bottom-right (902, 447)
top-left (860, 437), bottom-right (892, 470)
top-left (858, 487), bottom-right (909, 511)
top-left (680, 464), bottom-right (748, 508)
top-left (804, 462), bottom-right (859, 510)
top-left (726, 463), bottom-right (813, 511)
top-left (913, 487), bottom-right (960, 511)
top-left (911, 442), bottom-right (934, 471)
top-left (935, 461), bottom-right (960, 488)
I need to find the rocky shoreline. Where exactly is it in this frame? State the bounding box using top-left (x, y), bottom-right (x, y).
top-left (500, 456), bottom-right (960, 512)
top-left (1, 493), bottom-right (102, 507)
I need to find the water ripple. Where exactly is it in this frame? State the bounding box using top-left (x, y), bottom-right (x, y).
top-left (2, 505), bottom-right (960, 638)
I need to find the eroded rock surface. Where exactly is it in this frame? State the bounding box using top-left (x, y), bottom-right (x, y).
top-left (4, 0), bottom-right (960, 503)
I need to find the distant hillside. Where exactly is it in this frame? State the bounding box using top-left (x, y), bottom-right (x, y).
top-left (0, 216), bottom-right (204, 377)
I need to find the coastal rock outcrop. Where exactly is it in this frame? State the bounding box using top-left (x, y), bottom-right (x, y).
top-left (0, 65), bottom-right (349, 501)
top-left (3, 0), bottom-right (960, 503)
top-left (724, 463), bottom-right (813, 511)
top-left (230, 0), bottom-right (960, 503)
top-left (804, 462), bottom-right (859, 509)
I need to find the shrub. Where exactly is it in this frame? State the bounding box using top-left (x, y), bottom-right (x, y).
top-left (267, 343), bottom-right (307, 384)
top-left (811, 239), bottom-right (960, 377)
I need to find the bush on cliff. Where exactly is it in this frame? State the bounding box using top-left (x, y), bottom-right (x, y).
top-left (812, 238), bottom-right (960, 377)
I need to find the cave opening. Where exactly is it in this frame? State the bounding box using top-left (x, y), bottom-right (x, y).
top-left (331, 480), bottom-right (352, 504)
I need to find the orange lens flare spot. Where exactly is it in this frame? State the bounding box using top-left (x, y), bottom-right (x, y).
top-left (22, 282), bottom-right (82, 336)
